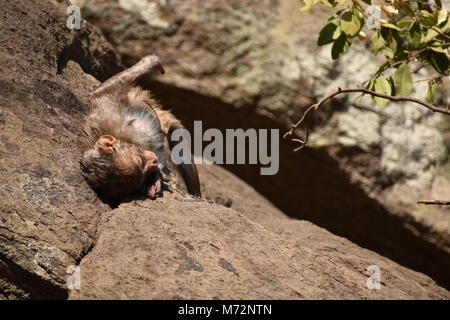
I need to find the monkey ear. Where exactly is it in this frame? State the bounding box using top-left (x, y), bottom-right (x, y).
top-left (95, 135), bottom-right (117, 154)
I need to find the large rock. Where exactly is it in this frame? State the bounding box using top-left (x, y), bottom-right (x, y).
top-left (78, 0), bottom-right (450, 288)
top-left (0, 0), bottom-right (448, 299)
top-left (0, 0), bottom-right (122, 299)
top-left (69, 193), bottom-right (449, 300)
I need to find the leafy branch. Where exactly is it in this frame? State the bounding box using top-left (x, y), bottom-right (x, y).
top-left (288, 0), bottom-right (449, 148)
top-left (288, 0), bottom-right (450, 204)
top-left (283, 86), bottom-right (450, 151)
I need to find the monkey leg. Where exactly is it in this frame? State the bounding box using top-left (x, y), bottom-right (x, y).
top-left (154, 109), bottom-right (181, 136)
top-left (91, 55), bottom-right (165, 98)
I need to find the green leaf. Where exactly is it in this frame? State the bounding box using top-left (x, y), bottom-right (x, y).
top-left (422, 28), bottom-right (439, 43)
top-left (364, 78), bottom-right (375, 90)
top-left (400, 3), bottom-right (415, 17)
top-left (437, 9), bottom-right (448, 25)
top-left (300, 0), bottom-right (319, 11)
top-left (410, 22), bottom-right (421, 48)
top-left (398, 20), bottom-right (414, 29)
top-left (361, 0), bottom-right (371, 4)
top-left (435, 0), bottom-right (442, 8)
top-left (392, 63), bottom-right (412, 96)
top-left (381, 22), bottom-right (402, 31)
top-left (427, 82), bottom-right (436, 103)
top-left (382, 47), bottom-right (394, 59)
top-left (331, 34), bottom-right (352, 59)
top-left (438, 13), bottom-right (450, 32)
top-left (340, 9), bottom-right (362, 36)
top-left (373, 77), bottom-right (392, 108)
top-left (332, 25), bottom-right (342, 40)
top-left (321, 0), bottom-right (336, 7)
top-left (371, 31), bottom-right (386, 53)
top-left (389, 29), bottom-right (404, 55)
top-left (327, 9), bottom-right (345, 22)
top-left (417, 2), bottom-right (429, 10)
top-left (430, 51), bottom-right (450, 75)
top-left (430, 45), bottom-right (447, 53)
top-left (318, 23), bottom-right (339, 46)
top-left (420, 10), bottom-right (439, 27)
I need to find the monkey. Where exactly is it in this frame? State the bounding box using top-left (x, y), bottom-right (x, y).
top-left (79, 55), bottom-right (201, 199)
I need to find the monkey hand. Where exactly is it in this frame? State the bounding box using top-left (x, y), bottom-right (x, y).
top-left (146, 170), bottom-right (163, 200)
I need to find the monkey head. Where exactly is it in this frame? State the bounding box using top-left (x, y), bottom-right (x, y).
top-left (80, 135), bottom-right (159, 197)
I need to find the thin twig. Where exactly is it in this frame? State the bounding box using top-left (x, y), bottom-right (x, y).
top-left (416, 200), bottom-right (450, 206)
top-left (284, 87), bottom-right (450, 151)
top-left (431, 27), bottom-right (450, 41)
top-left (333, 88), bottom-right (450, 114)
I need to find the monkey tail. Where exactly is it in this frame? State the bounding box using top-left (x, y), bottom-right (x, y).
top-left (167, 126), bottom-right (202, 198)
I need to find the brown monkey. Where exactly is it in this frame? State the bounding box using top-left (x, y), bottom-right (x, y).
top-left (80, 55), bottom-right (201, 199)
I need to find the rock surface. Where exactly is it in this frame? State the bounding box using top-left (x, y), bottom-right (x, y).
top-left (0, 0), bottom-right (121, 299)
top-left (0, 0), bottom-right (448, 300)
top-left (78, 0), bottom-right (450, 289)
top-left (69, 194), bottom-right (449, 300)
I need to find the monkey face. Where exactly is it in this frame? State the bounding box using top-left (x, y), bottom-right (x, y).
top-left (80, 135), bottom-right (159, 197)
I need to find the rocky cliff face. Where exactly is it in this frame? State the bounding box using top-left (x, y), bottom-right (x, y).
top-left (0, 0), bottom-right (448, 299)
top-left (69, 193), bottom-right (448, 300)
top-left (77, 0), bottom-right (450, 289)
top-left (0, 0), bottom-right (122, 299)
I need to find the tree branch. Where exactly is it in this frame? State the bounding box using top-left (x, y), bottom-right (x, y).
top-left (416, 200), bottom-right (450, 206)
top-left (284, 87), bottom-right (450, 151)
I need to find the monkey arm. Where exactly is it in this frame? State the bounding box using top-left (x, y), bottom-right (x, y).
top-left (91, 55), bottom-right (165, 98)
top-left (145, 169), bottom-right (163, 200)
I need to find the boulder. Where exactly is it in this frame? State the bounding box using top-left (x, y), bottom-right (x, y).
top-left (0, 0), bottom-right (448, 299)
top-left (69, 192), bottom-right (449, 300)
top-left (78, 0), bottom-right (450, 289)
top-left (0, 0), bottom-right (120, 299)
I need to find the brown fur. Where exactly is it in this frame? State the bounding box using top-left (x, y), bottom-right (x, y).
top-left (80, 55), bottom-right (201, 199)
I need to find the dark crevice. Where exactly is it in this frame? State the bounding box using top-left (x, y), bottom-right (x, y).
top-left (76, 241), bottom-right (96, 266)
top-left (0, 253), bottom-right (67, 300)
top-left (143, 79), bottom-right (450, 290)
top-left (57, 27), bottom-right (123, 82)
top-left (92, 192), bottom-right (121, 210)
